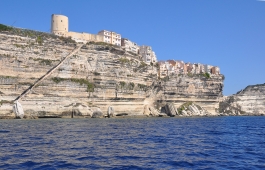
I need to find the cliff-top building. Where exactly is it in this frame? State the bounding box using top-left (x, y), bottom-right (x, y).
top-left (158, 60), bottom-right (220, 78)
top-left (121, 38), bottom-right (139, 54)
top-left (50, 14), bottom-right (158, 64)
top-left (139, 46), bottom-right (157, 64)
top-left (51, 14), bottom-right (68, 36)
top-left (98, 30), bottom-right (121, 46)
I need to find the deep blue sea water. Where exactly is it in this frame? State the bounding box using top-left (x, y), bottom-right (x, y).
top-left (0, 116), bottom-right (265, 169)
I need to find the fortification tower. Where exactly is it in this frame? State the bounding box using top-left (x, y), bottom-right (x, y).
top-left (51, 14), bottom-right (68, 36)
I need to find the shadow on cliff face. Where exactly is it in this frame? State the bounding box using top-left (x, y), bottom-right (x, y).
top-left (218, 96), bottom-right (245, 115)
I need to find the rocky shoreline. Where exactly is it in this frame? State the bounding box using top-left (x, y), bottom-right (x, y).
top-left (1, 113), bottom-right (264, 120)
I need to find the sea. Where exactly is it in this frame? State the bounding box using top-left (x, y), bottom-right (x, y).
top-left (0, 116), bottom-right (265, 169)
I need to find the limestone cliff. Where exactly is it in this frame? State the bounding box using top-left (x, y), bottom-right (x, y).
top-left (154, 74), bottom-right (224, 116)
top-left (0, 26), bottom-right (224, 118)
top-left (219, 84), bottom-right (265, 116)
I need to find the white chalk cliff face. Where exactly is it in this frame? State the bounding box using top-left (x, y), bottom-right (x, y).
top-left (155, 74), bottom-right (224, 116)
top-left (0, 28), bottom-right (224, 118)
top-left (219, 84), bottom-right (265, 116)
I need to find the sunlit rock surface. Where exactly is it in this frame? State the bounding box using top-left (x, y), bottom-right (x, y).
top-left (0, 28), bottom-right (225, 118)
top-left (219, 84), bottom-right (265, 116)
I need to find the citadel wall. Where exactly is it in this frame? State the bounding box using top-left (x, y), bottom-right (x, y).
top-left (67, 32), bottom-right (103, 43)
top-left (51, 14), bottom-right (103, 43)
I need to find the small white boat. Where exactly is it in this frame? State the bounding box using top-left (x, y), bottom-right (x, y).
top-left (13, 100), bottom-right (24, 119)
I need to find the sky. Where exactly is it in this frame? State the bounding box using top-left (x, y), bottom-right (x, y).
top-left (0, 0), bottom-right (265, 95)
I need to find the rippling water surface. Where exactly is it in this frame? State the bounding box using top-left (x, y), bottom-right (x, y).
top-left (0, 116), bottom-right (265, 169)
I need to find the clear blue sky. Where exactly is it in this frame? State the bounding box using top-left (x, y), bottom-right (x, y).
top-left (1, 0), bottom-right (265, 95)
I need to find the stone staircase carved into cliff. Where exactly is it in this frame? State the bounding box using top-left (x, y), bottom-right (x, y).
top-left (15, 44), bottom-right (83, 101)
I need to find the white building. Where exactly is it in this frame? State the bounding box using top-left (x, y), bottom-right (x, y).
top-left (204, 64), bottom-right (213, 74)
top-left (151, 51), bottom-right (157, 63)
top-left (98, 30), bottom-right (121, 46)
top-left (121, 38), bottom-right (139, 54)
top-left (139, 45), bottom-right (157, 64)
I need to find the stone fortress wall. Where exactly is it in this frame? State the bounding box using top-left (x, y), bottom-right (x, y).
top-left (51, 14), bottom-right (103, 43)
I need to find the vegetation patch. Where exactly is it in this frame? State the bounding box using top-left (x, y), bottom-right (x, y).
top-left (32, 58), bottom-right (53, 66)
top-left (58, 36), bottom-right (75, 44)
top-left (51, 77), bottom-right (64, 84)
top-left (51, 77), bottom-right (94, 92)
top-left (0, 100), bottom-right (13, 105)
top-left (154, 62), bottom-right (159, 68)
top-left (139, 61), bottom-right (147, 69)
top-left (177, 101), bottom-right (193, 113)
top-left (88, 41), bottom-right (121, 50)
top-left (128, 82), bottom-right (135, 90)
top-left (221, 75), bottom-right (225, 80)
top-left (88, 41), bottom-right (111, 46)
top-left (110, 48), bottom-right (125, 55)
top-left (13, 44), bottom-right (27, 49)
top-left (93, 72), bottom-right (100, 76)
top-left (138, 83), bottom-right (148, 91)
top-left (18, 82), bottom-right (33, 86)
top-left (202, 72), bottom-right (210, 79)
top-left (0, 24), bottom-right (59, 41)
top-left (1, 54), bottom-right (15, 58)
top-left (187, 72), bottom-right (193, 77)
top-left (0, 24), bottom-right (12, 32)
top-left (36, 36), bottom-right (43, 45)
top-left (118, 58), bottom-right (130, 64)
top-left (0, 75), bottom-right (17, 79)
top-left (120, 81), bottom-right (126, 88)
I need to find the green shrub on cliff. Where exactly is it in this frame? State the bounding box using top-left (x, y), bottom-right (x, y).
top-left (87, 83), bottom-right (94, 92)
top-left (177, 101), bottom-right (193, 113)
top-left (139, 62), bottom-right (147, 69)
top-left (52, 77), bottom-right (94, 92)
top-left (70, 78), bottom-right (94, 92)
top-left (59, 36), bottom-right (75, 44)
top-left (0, 100), bottom-right (12, 105)
top-left (138, 83), bottom-right (148, 91)
top-left (128, 82), bottom-right (135, 90)
top-left (221, 75), bottom-right (225, 80)
top-left (0, 24), bottom-right (12, 32)
top-left (93, 72), bottom-right (100, 76)
top-left (118, 58), bottom-right (130, 65)
top-left (32, 58), bottom-right (52, 66)
top-left (203, 73), bottom-right (210, 79)
top-left (52, 77), bottom-right (64, 84)
top-left (36, 36), bottom-right (43, 45)
top-left (120, 81), bottom-right (126, 88)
